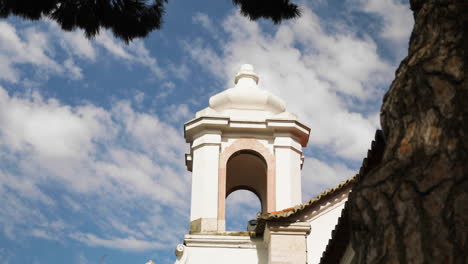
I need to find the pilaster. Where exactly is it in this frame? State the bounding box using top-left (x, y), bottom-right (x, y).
top-left (273, 134), bottom-right (303, 210)
top-left (190, 131), bottom-right (222, 233)
top-left (264, 222), bottom-right (311, 264)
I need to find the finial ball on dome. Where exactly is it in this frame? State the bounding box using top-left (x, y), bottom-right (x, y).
top-left (235, 63), bottom-right (259, 84)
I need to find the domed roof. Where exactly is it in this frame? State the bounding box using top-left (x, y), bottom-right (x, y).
top-left (200, 64), bottom-right (290, 120)
top-left (186, 64), bottom-right (309, 146)
top-left (194, 64), bottom-right (297, 120)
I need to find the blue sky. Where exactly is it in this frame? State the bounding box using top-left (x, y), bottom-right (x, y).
top-left (0, 0), bottom-right (413, 263)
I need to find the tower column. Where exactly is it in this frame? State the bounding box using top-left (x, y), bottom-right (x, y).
top-left (274, 134), bottom-right (303, 210)
top-left (189, 131), bottom-right (221, 233)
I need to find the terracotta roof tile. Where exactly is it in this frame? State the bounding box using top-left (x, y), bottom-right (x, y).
top-left (258, 176), bottom-right (356, 220)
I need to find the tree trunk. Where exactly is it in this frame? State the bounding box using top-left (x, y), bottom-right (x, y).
top-left (348, 0), bottom-right (467, 263)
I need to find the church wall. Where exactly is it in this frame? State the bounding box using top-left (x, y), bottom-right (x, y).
top-left (306, 198), bottom-right (347, 264)
top-left (183, 247), bottom-right (267, 264)
top-left (175, 234), bottom-right (268, 264)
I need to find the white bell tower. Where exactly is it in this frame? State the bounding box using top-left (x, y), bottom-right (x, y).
top-left (184, 64), bottom-right (310, 233)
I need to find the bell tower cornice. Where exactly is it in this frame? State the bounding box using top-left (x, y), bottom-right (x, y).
top-left (184, 117), bottom-right (310, 147)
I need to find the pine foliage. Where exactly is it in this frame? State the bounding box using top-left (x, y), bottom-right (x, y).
top-left (0, 0), bottom-right (167, 43)
top-left (232, 0), bottom-right (300, 24)
top-left (0, 0), bottom-right (300, 42)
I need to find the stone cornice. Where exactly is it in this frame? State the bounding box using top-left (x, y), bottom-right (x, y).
top-left (265, 222), bottom-right (311, 236)
top-left (184, 234), bottom-right (265, 249)
top-left (184, 116), bottom-right (310, 147)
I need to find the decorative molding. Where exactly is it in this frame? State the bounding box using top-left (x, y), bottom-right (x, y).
top-left (265, 222), bottom-right (311, 236)
top-left (184, 116), bottom-right (310, 147)
top-left (175, 244), bottom-right (185, 257)
top-left (184, 234), bottom-right (266, 249)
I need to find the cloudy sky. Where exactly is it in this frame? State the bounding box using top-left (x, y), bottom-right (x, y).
top-left (0, 0), bottom-right (413, 263)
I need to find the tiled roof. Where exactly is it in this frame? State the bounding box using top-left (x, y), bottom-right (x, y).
top-left (253, 176), bottom-right (355, 235)
top-left (259, 176), bottom-right (356, 221)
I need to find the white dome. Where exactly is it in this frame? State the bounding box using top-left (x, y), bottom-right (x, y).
top-left (209, 64), bottom-right (286, 114)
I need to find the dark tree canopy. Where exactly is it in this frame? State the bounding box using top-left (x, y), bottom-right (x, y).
top-left (0, 0), bottom-right (167, 43)
top-left (232, 0), bottom-right (300, 24)
top-left (0, 0), bottom-right (300, 43)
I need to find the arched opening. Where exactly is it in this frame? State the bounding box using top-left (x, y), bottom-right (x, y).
top-left (222, 150), bottom-right (267, 231)
top-left (225, 189), bottom-right (261, 231)
top-left (217, 138), bottom-right (276, 231)
top-left (226, 150), bottom-right (268, 213)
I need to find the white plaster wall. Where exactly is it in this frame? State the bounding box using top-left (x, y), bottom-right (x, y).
top-left (182, 247), bottom-right (267, 264)
top-left (307, 199), bottom-right (347, 264)
top-left (288, 150), bottom-right (302, 206)
top-left (274, 147), bottom-right (302, 210)
top-left (190, 143), bottom-right (220, 221)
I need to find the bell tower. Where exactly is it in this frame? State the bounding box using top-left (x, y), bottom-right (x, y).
top-left (184, 64), bottom-right (310, 233)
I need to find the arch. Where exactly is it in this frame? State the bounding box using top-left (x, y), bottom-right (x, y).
top-left (225, 189), bottom-right (262, 231)
top-left (226, 151), bottom-right (267, 212)
top-left (226, 185), bottom-right (262, 208)
top-left (218, 138), bottom-right (276, 226)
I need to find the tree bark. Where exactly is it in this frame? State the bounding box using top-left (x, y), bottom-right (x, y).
top-left (348, 0), bottom-right (467, 263)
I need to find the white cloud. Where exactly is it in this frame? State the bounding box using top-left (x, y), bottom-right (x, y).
top-left (167, 63), bottom-right (191, 80)
top-left (156, 81), bottom-right (176, 99)
top-left (0, 181), bottom-right (49, 239)
top-left (95, 31), bottom-right (165, 78)
top-left (192, 12), bottom-right (218, 37)
top-left (0, 88), bottom-right (110, 159)
top-left (95, 30), bottom-right (133, 60)
top-left (0, 22), bottom-right (62, 82)
top-left (225, 190), bottom-right (261, 231)
top-left (350, 0), bottom-right (414, 57)
top-left (133, 90), bottom-right (145, 104)
top-left (0, 20), bottom-right (166, 85)
top-left (356, 0), bottom-right (413, 44)
top-left (77, 253), bottom-right (90, 264)
top-left (183, 38), bottom-right (225, 79)
top-left (71, 232), bottom-right (164, 252)
top-left (31, 229), bottom-right (58, 241)
top-left (164, 104), bottom-right (192, 123)
top-left (0, 85), bottom-right (190, 248)
top-left (63, 196), bottom-right (82, 212)
top-left (0, 172), bottom-right (54, 206)
top-left (301, 157), bottom-right (356, 199)
top-left (32, 220), bottom-right (69, 240)
top-left (48, 22), bottom-right (96, 61)
top-left (187, 8), bottom-right (392, 160)
top-left (63, 58), bottom-right (84, 80)
top-left (227, 189), bottom-right (261, 210)
top-left (2, 75), bottom-right (314, 243)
